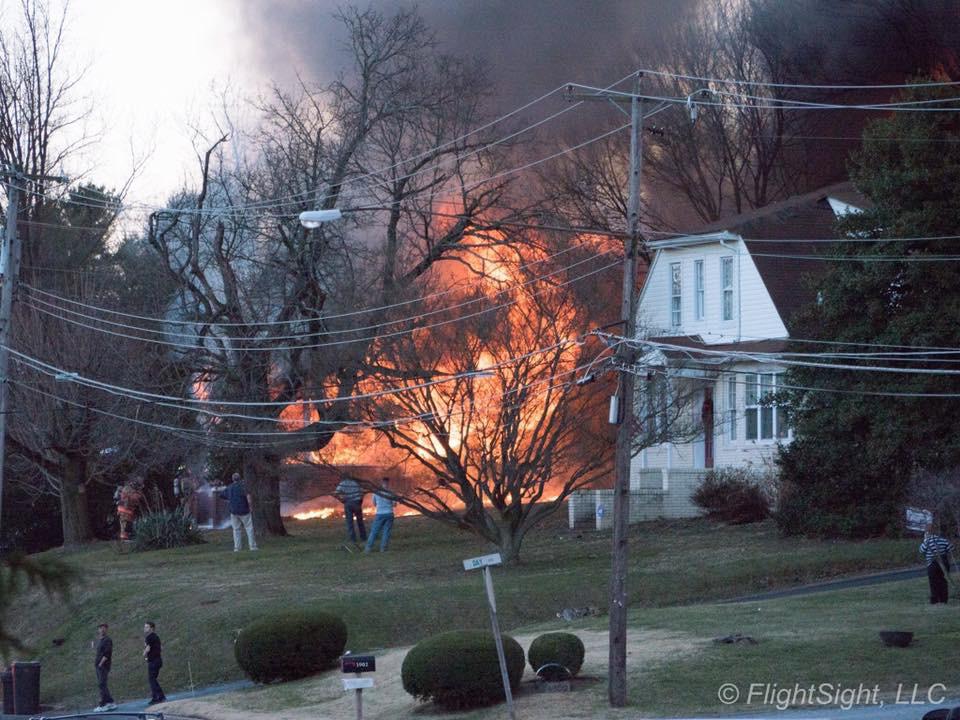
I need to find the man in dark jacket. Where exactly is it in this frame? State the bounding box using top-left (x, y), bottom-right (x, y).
top-left (93, 623), bottom-right (116, 711)
top-left (219, 472), bottom-right (258, 552)
top-left (142, 621), bottom-right (166, 705)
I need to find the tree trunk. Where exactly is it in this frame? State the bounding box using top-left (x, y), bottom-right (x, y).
top-left (60, 455), bottom-right (93, 546)
top-left (246, 452), bottom-right (287, 537)
top-left (497, 523), bottom-right (527, 565)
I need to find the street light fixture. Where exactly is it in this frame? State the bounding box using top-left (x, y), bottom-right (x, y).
top-left (299, 209), bottom-right (343, 228)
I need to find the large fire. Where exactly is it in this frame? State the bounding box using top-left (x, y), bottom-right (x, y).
top-left (280, 222), bottom-right (616, 515)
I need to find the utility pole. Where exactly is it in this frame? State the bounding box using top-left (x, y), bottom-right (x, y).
top-left (566, 74), bottom-right (656, 707)
top-left (0, 168), bottom-right (66, 539)
top-left (0, 169), bottom-right (22, 538)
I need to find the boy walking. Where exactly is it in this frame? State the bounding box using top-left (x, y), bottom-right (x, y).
top-left (219, 472), bottom-right (258, 552)
top-left (143, 621), bottom-right (166, 705)
top-left (920, 522), bottom-right (955, 604)
top-left (364, 477), bottom-right (395, 553)
top-left (93, 623), bottom-right (116, 712)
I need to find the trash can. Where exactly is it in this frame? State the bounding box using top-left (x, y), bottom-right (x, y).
top-left (12, 661), bottom-right (40, 715)
top-left (1, 669), bottom-right (13, 714)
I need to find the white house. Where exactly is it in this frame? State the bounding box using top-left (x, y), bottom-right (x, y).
top-left (569, 182), bottom-right (868, 529)
top-left (633, 181), bottom-right (868, 472)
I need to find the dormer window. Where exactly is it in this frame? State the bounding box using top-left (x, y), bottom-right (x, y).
top-left (670, 262), bottom-right (681, 327)
top-left (721, 256), bottom-right (734, 321)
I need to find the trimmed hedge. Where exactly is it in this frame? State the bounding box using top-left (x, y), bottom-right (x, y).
top-left (402, 630), bottom-right (525, 709)
top-left (528, 632), bottom-right (584, 677)
top-left (132, 508), bottom-right (205, 551)
top-left (235, 610), bottom-right (347, 683)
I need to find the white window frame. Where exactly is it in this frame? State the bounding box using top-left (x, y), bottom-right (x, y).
top-left (721, 256), bottom-right (734, 321)
top-left (694, 259), bottom-right (705, 320)
top-left (670, 262), bottom-right (682, 327)
top-left (745, 373), bottom-right (789, 441)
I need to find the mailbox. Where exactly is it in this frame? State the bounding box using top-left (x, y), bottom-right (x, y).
top-left (342, 655), bottom-right (376, 673)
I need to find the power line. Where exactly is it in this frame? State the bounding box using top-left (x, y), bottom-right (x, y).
top-left (22, 258), bottom-right (619, 352)
top-left (21, 239), bottom-right (613, 328)
top-left (636, 68), bottom-right (960, 91)
top-left (4, 330), bottom-right (588, 409)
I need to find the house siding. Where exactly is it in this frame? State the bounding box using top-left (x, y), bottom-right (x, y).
top-left (636, 239), bottom-right (788, 343)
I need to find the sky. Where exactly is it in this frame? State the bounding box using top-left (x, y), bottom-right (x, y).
top-left (67, 0), bottom-right (264, 205)
top-left (58, 0), bottom-right (693, 208)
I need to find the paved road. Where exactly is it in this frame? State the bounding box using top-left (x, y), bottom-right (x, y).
top-left (723, 566), bottom-right (926, 603)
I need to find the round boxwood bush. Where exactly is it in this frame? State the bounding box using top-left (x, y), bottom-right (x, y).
top-left (235, 610), bottom-right (347, 683)
top-left (402, 630), bottom-right (525, 708)
top-left (528, 632), bottom-right (585, 678)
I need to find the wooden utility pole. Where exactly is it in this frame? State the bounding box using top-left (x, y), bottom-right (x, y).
top-left (566, 74), bottom-right (653, 707)
top-left (0, 170), bottom-right (22, 536)
top-left (609, 75), bottom-right (644, 708)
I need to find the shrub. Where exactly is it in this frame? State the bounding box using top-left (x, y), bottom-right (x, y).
top-left (235, 610), bottom-right (347, 683)
top-left (132, 508), bottom-right (205, 551)
top-left (402, 630), bottom-right (525, 709)
top-left (693, 468), bottom-right (771, 525)
top-left (528, 632), bottom-right (584, 678)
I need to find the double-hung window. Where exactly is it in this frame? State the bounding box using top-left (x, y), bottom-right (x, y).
top-left (694, 259), bottom-right (704, 320)
top-left (721, 256), bottom-right (734, 321)
top-left (745, 373), bottom-right (788, 440)
top-left (670, 262), bottom-right (682, 327)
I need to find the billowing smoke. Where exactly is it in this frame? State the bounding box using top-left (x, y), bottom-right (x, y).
top-left (235, 0), bottom-right (698, 110)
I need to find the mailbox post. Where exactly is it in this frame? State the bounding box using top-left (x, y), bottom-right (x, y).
top-left (342, 655), bottom-right (375, 720)
top-left (463, 553), bottom-right (515, 720)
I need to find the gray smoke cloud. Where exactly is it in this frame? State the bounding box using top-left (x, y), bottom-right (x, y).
top-left (234, 0), bottom-right (698, 111)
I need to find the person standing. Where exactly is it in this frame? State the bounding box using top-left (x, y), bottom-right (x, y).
top-left (93, 623), bottom-right (116, 712)
top-left (143, 621), bottom-right (166, 705)
top-left (334, 475), bottom-right (366, 545)
top-left (116, 476), bottom-right (145, 541)
top-left (219, 472), bottom-right (258, 552)
top-left (364, 477), bottom-right (395, 553)
top-left (920, 522), bottom-right (955, 604)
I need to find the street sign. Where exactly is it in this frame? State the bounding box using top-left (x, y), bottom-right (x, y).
top-left (463, 553), bottom-right (502, 571)
top-left (462, 553), bottom-right (515, 720)
top-left (906, 506), bottom-right (933, 533)
top-left (343, 678), bottom-right (374, 690)
top-left (342, 655), bottom-right (376, 673)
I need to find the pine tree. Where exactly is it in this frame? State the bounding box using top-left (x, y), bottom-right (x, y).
top-left (777, 80), bottom-right (960, 537)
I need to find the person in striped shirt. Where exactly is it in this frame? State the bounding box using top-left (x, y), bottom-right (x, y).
top-left (920, 522), bottom-right (955, 604)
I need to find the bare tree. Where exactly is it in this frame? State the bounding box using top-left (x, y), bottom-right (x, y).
top-left (8, 230), bottom-right (196, 546)
top-left (368, 243), bottom-right (614, 562)
top-left (639, 0), bottom-right (812, 223)
top-left (148, 7), bottom-right (533, 536)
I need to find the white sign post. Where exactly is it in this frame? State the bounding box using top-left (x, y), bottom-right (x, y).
top-left (463, 553), bottom-right (515, 720)
top-left (341, 655), bottom-right (376, 720)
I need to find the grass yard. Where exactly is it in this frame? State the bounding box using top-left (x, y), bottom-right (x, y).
top-left (9, 513), bottom-right (920, 710)
top-left (626, 579), bottom-right (960, 715)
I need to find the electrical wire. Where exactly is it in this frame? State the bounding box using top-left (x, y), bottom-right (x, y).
top-left (22, 258), bottom-right (620, 352)
top-left (635, 68), bottom-right (960, 91)
top-left (21, 239), bottom-right (613, 328)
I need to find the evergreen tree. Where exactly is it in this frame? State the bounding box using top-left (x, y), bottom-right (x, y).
top-left (777, 81), bottom-right (960, 537)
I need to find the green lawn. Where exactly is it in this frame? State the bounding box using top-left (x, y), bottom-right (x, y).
top-left (9, 514), bottom-right (920, 710)
top-left (628, 579), bottom-right (959, 715)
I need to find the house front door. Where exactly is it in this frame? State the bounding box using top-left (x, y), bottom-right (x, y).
top-left (702, 387), bottom-right (714, 469)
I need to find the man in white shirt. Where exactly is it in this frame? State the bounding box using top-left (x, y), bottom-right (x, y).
top-left (364, 477), bottom-right (396, 553)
